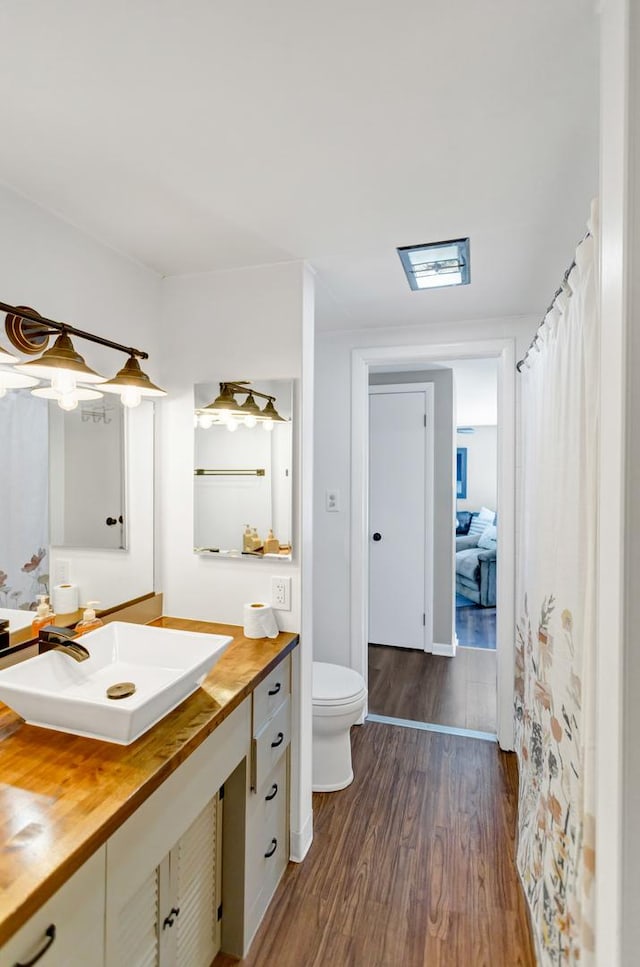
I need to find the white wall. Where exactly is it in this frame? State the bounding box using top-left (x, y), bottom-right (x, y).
top-left (456, 426), bottom-right (497, 514)
top-left (0, 183), bottom-right (160, 608)
top-left (313, 315), bottom-right (537, 669)
top-left (157, 260), bottom-right (314, 861)
top-left (369, 369), bottom-right (454, 646)
top-left (445, 357), bottom-right (498, 426)
top-left (157, 262), bottom-right (305, 629)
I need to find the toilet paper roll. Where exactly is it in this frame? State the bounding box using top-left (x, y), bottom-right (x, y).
top-left (243, 602), bottom-right (279, 639)
top-left (52, 583), bottom-right (79, 614)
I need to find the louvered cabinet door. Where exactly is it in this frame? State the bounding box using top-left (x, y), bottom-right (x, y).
top-left (173, 795), bottom-right (221, 967)
top-left (112, 867), bottom-right (161, 967)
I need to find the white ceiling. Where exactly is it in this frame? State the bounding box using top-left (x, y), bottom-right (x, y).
top-left (0, 1), bottom-right (599, 331)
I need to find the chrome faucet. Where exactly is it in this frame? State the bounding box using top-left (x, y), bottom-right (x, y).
top-left (39, 626), bottom-right (90, 663)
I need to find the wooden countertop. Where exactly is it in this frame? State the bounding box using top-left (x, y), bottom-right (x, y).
top-left (0, 617), bottom-right (299, 946)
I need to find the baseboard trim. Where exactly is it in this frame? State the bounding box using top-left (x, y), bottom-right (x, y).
top-left (432, 640), bottom-right (457, 657)
top-left (289, 810), bottom-right (313, 863)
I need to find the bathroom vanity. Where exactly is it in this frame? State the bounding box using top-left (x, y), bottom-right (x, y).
top-left (0, 617), bottom-right (298, 966)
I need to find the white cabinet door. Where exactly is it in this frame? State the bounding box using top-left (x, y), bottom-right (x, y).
top-left (173, 796), bottom-right (221, 967)
top-left (114, 867), bottom-right (161, 967)
top-left (1, 848), bottom-right (106, 967)
top-left (106, 796), bottom-right (221, 967)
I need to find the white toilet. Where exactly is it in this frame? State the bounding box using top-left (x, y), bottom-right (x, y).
top-left (312, 661), bottom-right (367, 792)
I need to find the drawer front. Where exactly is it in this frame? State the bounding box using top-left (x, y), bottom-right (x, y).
top-left (251, 696), bottom-right (291, 792)
top-left (250, 754), bottom-right (287, 833)
top-left (252, 656), bottom-right (291, 736)
top-left (1, 848), bottom-right (106, 967)
top-left (246, 757), bottom-right (288, 917)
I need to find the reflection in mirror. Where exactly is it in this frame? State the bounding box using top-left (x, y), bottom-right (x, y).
top-left (0, 389), bottom-right (49, 611)
top-left (49, 400), bottom-right (126, 549)
top-left (1, 389), bottom-right (138, 621)
top-left (194, 380), bottom-right (293, 559)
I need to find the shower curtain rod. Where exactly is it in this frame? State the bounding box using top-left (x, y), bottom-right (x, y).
top-left (516, 231), bottom-right (591, 373)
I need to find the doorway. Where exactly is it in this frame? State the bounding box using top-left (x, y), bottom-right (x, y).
top-left (351, 339), bottom-right (516, 751)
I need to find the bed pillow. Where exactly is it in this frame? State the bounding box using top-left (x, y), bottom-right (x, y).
top-left (478, 523), bottom-right (497, 551)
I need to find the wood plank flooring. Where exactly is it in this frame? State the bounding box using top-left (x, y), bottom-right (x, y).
top-left (214, 722), bottom-right (534, 966)
top-left (368, 644), bottom-right (496, 733)
top-left (455, 605), bottom-right (496, 649)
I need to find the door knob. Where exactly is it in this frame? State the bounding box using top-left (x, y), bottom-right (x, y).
top-left (105, 517), bottom-right (118, 526)
top-left (372, 532), bottom-right (382, 542)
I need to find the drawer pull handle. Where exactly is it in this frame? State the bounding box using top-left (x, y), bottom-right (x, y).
top-left (265, 783), bottom-right (279, 801)
top-left (268, 682), bottom-right (282, 696)
top-left (271, 731), bottom-right (284, 748)
top-left (14, 924), bottom-right (56, 966)
top-left (163, 906), bottom-right (180, 930)
top-left (264, 837), bottom-right (278, 858)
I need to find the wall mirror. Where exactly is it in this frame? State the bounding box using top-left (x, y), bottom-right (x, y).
top-left (193, 379), bottom-right (293, 560)
top-left (1, 388), bottom-right (153, 617)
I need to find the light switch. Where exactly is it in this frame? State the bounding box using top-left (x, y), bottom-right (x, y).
top-left (326, 489), bottom-right (340, 512)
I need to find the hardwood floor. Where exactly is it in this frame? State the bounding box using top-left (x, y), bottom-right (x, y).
top-left (455, 605), bottom-right (496, 649)
top-left (214, 722), bottom-right (534, 966)
top-left (368, 644), bottom-right (496, 733)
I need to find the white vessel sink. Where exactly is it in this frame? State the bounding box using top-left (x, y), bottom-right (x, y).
top-left (0, 607), bottom-right (35, 633)
top-left (0, 622), bottom-right (233, 744)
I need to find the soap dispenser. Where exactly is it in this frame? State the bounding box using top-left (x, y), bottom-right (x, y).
top-left (32, 595), bottom-right (55, 636)
top-left (263, 529), bottom-right (279, 554)
top-left (75, 602), bottom-right (103, 636)
top-left (243, 524), bottom-right (253, 552)
top-left (250, 528), bottom-right (262, 551)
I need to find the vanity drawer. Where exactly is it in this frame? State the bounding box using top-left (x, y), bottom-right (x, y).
top-left (246, 756), bottom-right (288, 925)
top-left (251, 695), bottom-right (291, 792)
top-left (0, 848), bottom-right (106, 967)
top-left (252, 655), bottom-right (291, 735)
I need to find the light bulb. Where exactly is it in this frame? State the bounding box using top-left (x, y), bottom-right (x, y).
top-left (219, 410), bottom-right (232, 423)
top-left (263, 419), bottom-right (274, 432)
top-left (51, 371), bottom-right (77, 396)
top-left (193, 413), bottom-right (199, 428)
top-left (226, 417), bottom-right (239, 432)
top-left (121, 386), bottom-right (142, 408)
top-left (59, 393), bottom-right (79, 411)
top-left (198, 413), bottom-right (214, 429)
top-left (244, 415), bottom-right (257, 428)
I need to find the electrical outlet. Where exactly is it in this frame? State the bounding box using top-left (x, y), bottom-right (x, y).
top-left (271, 575), bottom-right (291, 611)
top-left (326, 489), bottom-right (340, 512)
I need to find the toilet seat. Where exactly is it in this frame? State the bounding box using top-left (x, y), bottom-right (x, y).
top-left (312, 661), bottom-right (366, 707)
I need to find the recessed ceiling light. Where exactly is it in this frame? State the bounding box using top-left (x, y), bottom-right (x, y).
top-left (397, 238), bottom-right (470, 291)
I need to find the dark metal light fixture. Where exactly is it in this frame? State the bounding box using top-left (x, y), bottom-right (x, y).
top-left (0, 301), bottom-right (166, 410)
top-left (197, 381), bottom-right (288, 432)
top-left (100, 355), bottom-right (167, 408)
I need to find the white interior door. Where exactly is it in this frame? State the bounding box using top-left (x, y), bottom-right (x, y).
top-left (369, 384), bottom-right (434, 650)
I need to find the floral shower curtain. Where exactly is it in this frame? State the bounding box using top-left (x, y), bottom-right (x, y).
top-left (515, 204), bottom-right (598, 964)
top-left (0, 390), bottom-right (49, 610)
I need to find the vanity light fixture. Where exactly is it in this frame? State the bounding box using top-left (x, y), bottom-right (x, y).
top-left (0, 302), bottom-right (166, 411)
top-left (198, 381), bottom-right (287, 432)
top-left (397, 238), bottom-right (470, 290)
top-left (99, 354), bottom-right (167, 408)
top-left (32, 385), bottom-right (104, 412)
top-left (0, 368), bottom-right (39, 397)
top-left (0, 344), bottom-right (18, 364)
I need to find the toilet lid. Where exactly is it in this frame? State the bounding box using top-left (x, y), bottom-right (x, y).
top-left (312, 662), bottom-right (366, 706)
